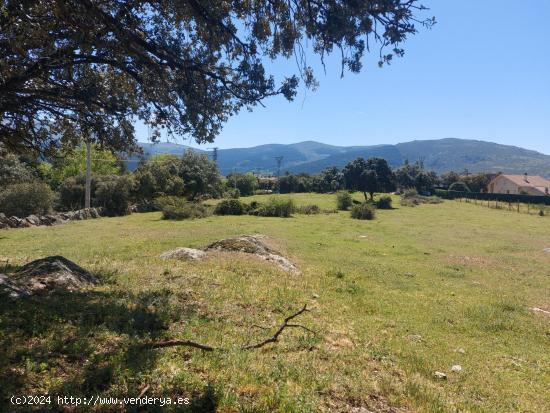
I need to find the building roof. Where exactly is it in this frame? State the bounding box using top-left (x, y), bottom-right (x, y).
top-left (497, 174), bottom-right (550, 188)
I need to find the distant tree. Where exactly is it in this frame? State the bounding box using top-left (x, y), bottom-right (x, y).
top-left (318, 166), bottom-right (344, 193)
top-left (0, 151), bottom-right (35, 186)
top-left (365, 157), bottom-right (395, 193)
top-left (0, 1), bottom-right (433, 155)
top-left (133, 154), bottom-right (185, 201)
top-left (440, 171), bottom-right (461, 188)
top-left (363, 170), bottom-right (379, 200)
top-left (42, 144), bottom-right (122, 188)
top-left (343, 157), bottom-right (370, 200)
top-left (463, 173), bottom-right (496, 193)
top-left (414, 171), bottom-right (438, 195)
top-left (343, 157), bottom-right (394, 201)
top-left (179, 151), bottom-right (222, 200)
top-left (226, 172), bottom-right (258, 196)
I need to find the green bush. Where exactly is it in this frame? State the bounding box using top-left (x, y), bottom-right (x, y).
top-left (95, 175), bottom-right (135, 216)
top-left (225, 188), bottom-right (240, 199)
top-left (350, 203), bottom-right (376, 220)
top-left (156, 196), bottom-right (209, 220)
top-left (376, 195), bottom-right (393, 209)
top-left (336, 191), bottom-right (353, 210)
top-left (297, 204), bottom-right (321, 215)
top-left (0, 182), bottom-right (54, 217)
top-left (251, 197), bottom-right (295, 217)
top-left (214, 199), bottom-right (247, 215)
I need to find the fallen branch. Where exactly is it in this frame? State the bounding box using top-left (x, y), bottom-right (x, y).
top-left (142, 304), bottom-right (311, 351)
top-left (143, 338), bottom-right (215, 351)
top-left (242, 304), bottom-right (310, 349)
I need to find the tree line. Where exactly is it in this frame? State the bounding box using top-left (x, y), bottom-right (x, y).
top-left (1, 144), bottom-right (496, 218)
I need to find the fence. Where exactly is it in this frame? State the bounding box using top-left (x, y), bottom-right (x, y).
top-left (434, 190), bottom-right (550, 206)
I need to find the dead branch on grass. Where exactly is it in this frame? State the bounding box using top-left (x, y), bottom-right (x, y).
top-left (143, 304), bottom-right (312, 351)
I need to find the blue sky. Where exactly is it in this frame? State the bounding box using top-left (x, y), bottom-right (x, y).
top-left (136, 0), bottom-right (550, 154)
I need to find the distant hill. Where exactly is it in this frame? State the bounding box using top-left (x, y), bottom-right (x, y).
top-left (132, 138), bottom-right (550, 177)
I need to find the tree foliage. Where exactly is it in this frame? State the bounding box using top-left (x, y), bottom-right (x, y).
top-left (133, 154), bottom-right (185, 200)
top-left (41, 144), bottom-right (122, 187)
top-left (225, 172), bottom-right (258, 196)
top-left (179, 151), bottom-right (222, 200)
top-left (343, 157), bottom-right (394, 200)
top-left (0, 150), bottom-right (35, 186)
top-left (0, 0), bottom-right (433, 155)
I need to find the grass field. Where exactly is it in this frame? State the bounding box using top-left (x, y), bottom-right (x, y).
top-left (1, 193), bottom-right (549, 412)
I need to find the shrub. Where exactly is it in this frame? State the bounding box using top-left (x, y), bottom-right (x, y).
top-left (297, 204), bottom-right (321, 215)
top-left (0, 182), bottom-right (54, 217)
top-left (336, 191), bottom-right (353, 210)
top-left (400, 190), bottom-right (443, 207)
top-left (95, 175), bottom-right (135, 216)
top-left (350, 203), bottom-right (376, 220)
top-left (376, 195), bottom-right (393, 209)
top-left (214, 199), bottom-right (247, 215)
top-left (251, 197), bottom-right (295, 217)
top-left (156, 196), bottom-right (209, 220)
top-left (225, 188), bottom-right (240, 199)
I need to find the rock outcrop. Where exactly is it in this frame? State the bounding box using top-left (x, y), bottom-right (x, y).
top-left (0, 256), bottom-right (98, 298)
top-left (160, 235), bottom-right (298, 273)
top-left (160, 247), bottom-right (206, 261)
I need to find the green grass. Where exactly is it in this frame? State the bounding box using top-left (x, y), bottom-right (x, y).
top-left (1, 193), bottom-right (549, 412)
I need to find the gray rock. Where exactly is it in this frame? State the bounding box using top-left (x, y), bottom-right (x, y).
top-left (26, 215), bottom-right (41, 226)
top-left (434, 371), bottom-right (447, 380)
top-left (451, 365), bottom-right (462, 372)
top-left (9, 256), bottom-right (98, 295)
top-left (206, 235), bottom-right (299, 272)
top-left (160, 247), bottom-right (206, 261)
top-left (543, 248), bottom-right (550, 253)
top-left (0, 274), bottom-right (29, 298)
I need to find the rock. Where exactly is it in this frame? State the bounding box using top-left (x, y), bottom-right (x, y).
top-left (543, 248), bottom-right (550, 253)
top-left (312, 293), bottom-right (319, 299)
top-left (8, 216), bottom-right (21, 228)
top-left (408, 334), bottom-right (423, 342)
top-left (0, 274), bottom-right (29, 298)
top-left (7, 256), bottom-right (98, 296)
top-left (404, 272), bottom-right (415, 277)
top-left (434, 371), bottom-right (447, 380)
top-left (451, 365), bottom-right (462, 373)
top-left (455, 348), bottom-right (466, 354)
top-left (160, 247), bottom-right (206, 261)
top-left (206, 235), bottom-right (298, 272)
top-left (26, 215), bottom-right (41, 226)
top-left (532, 307), bottom-right (550, 316)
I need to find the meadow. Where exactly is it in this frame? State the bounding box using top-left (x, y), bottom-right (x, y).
top-left (1, 193), bottom-right (549, 412)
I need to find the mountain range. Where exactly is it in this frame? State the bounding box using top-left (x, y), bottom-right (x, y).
top-left (132, 138), bottom-right (550, 177)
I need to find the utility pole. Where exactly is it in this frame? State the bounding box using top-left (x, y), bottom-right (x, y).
top-left (85, 140), bottom-right (92, 209)
top-left (274, 156), bottom-right (283, 193)
top-left (208, 147), bottom-right (218, 162)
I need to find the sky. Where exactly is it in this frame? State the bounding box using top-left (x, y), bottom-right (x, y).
top-left (136, 0), bottom-right (550, 154)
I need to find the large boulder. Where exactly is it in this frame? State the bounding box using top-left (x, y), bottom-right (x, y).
top-left (0, 274), bottom-right (29, 298)
top-left (1, 256), bottom-right (98, 297)
top-left (206, 235), bottom-right (298, 273)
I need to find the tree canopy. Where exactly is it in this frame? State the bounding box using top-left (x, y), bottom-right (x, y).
top-left (0, 0), bottom-right (433, 155)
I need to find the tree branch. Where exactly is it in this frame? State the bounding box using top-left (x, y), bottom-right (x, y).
top-left (143, 304), bottom-right (312, 351)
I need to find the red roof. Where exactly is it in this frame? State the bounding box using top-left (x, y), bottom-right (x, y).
top-left (497, 174), bottom-right (550, 188)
